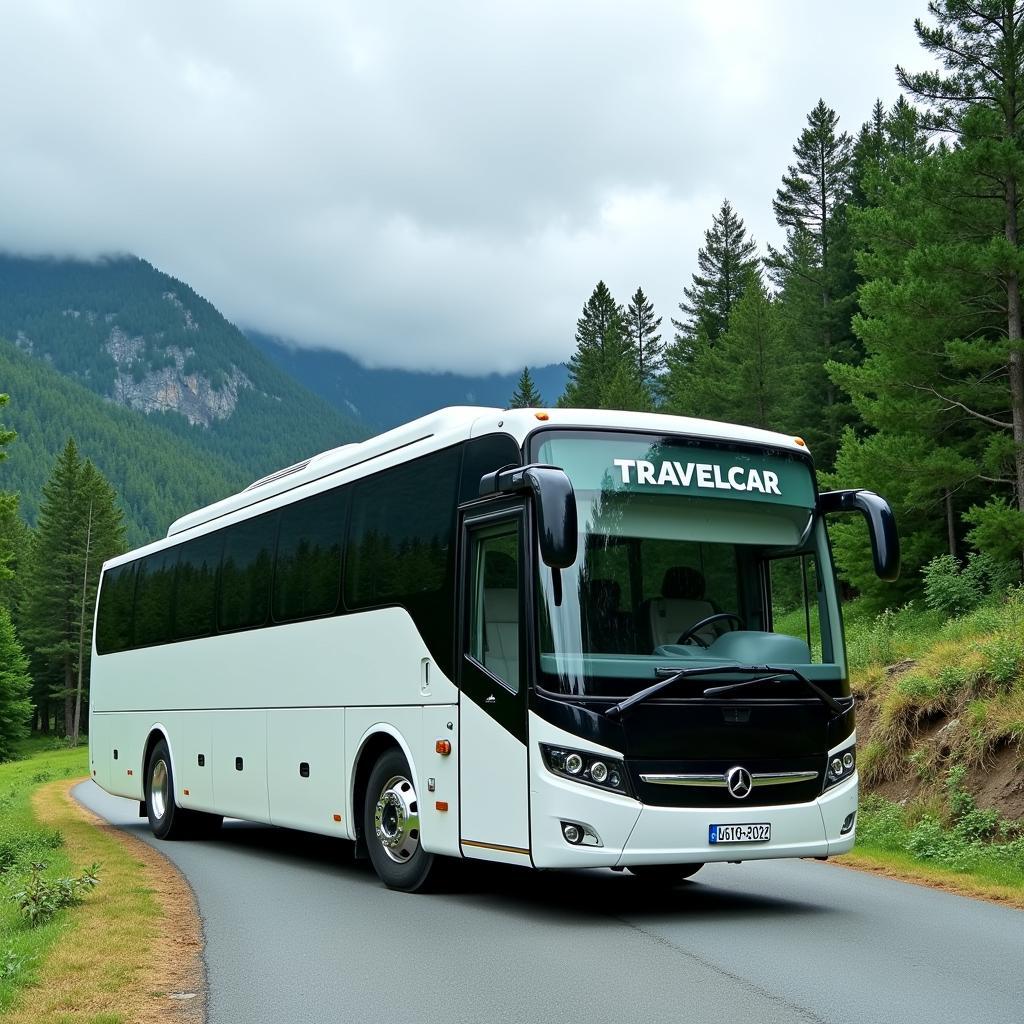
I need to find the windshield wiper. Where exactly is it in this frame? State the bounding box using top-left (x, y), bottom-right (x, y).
top-left (604, 665), bottom-right (761, 720)
top-left (703, 667), bottom-right (844, 716)
top-left (604, 664), bottom-right (845, 719)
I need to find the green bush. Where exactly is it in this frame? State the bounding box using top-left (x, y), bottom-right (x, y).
top-left (10, 862), bottom-right (100, 928)
top-left (922, 553), bottom-right (1016, 618)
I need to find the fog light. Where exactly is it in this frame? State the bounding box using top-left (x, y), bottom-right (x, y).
top-left (564, 752), bottom-right (584, 775)
top-left (830, 757), bottom-right (843, 777)
top-left (843, 752), bottom-right (854, 770)
top-left (840, 812), bottom-right (856, 835)
top-left (562, 823), bottom-right (582, 844)
top-left (590, 761), bottom-right (608, 783)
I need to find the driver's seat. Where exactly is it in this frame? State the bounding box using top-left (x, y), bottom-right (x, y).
top-left (645, 567), bottom-right (718, 648)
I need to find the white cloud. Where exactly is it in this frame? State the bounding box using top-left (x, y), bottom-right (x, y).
top-left (0, 0), bottom-right (922, 372)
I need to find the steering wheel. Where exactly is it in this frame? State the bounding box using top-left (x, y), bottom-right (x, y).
top-left (676, 612), bottom-right (745, 648)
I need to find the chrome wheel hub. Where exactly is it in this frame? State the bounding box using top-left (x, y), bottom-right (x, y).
top-left (373, 774), bottom-right (420, 863)
top-left (151, 758), bottom-right (169, 820)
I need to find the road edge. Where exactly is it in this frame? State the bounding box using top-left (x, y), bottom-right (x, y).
top-left (7, 778), bottom-right (207, 1023)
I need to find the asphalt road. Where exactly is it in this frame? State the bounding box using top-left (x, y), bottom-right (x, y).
top-left (75, 781), bottom-right (1022, 1024)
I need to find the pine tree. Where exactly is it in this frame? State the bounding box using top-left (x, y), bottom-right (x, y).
top-left (560, 281), bottom-right (629, 408)
top-left (0, 605), bottom-right (31, 759)
top-left (767, 100), bottom-right (859, 467)
top-left (508, 367), bottom-right (543, 408)
top-left (893, 0), bottom-right (1024, 553)
top-left (23, 439), bottom-right (125, 737)
top-left (0, 393), bottom-right (18, 582)
top-left (622, 287), bottom-right (664, 389)
top-left (672, 199), bottom-right (759, 348)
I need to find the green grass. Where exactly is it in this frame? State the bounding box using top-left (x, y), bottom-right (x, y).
top-left (0, 737), bottom-right (89, 1011)
top-left (852, 790), bottom-right (1024, 895)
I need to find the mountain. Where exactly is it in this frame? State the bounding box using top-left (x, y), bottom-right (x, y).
top-left (0, 339), bottom-right (246, 546)
top-left (0, 255), bottom-right (366, 484)
top-left (248, 331), bottom-right (568, 429)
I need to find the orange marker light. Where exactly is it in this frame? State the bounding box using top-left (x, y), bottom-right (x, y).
top-left (535, 412), bottom-right (550, 420)
top-left (435, 801), bottom-right (449, 812)
top-left (794, 437), bottom-right (807, 447)
top-left (332, 813), bottom-right (342, 822)
top-left (435, 739), bottom-right (452, 756)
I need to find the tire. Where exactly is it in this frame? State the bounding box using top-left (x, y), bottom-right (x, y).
top-left (363, 748), bottom-right (435, 892)
top-left (145, 739), bottom-right (222, 840)
top-left (146, 739), bottom-right (189, 840)
top-left (628, 863), bottom-right (703, 884)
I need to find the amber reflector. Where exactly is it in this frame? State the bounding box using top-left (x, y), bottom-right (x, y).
top-left (435, 739), bottom-right (452, 755)
top-left (794, 437), bottom-right (807, 447)
top-left (332, 813), bottom-right (342, 822)
top-left (535, 412), bottom-right (550, 420)
top-left (436, 801), bottom-right (449, 812)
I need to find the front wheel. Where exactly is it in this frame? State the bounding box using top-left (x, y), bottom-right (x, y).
top-left (363, 748), bottom-right (436, 892)
top-left (628, 863), bottom-right (703, 885)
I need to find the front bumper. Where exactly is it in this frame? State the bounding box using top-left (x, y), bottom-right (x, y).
top-left (528, 716), bottom-right (857, 869)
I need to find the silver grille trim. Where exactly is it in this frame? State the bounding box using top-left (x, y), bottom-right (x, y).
top-left (639, 771), bottom-right (819, 787)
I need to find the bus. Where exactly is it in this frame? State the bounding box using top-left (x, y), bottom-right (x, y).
top-left (89, 406), bottom-right (899, 892)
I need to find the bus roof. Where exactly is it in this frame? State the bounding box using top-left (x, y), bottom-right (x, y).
top-left (163, 406), bottom-right (810, 539)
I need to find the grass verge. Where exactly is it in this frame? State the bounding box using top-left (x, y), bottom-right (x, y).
top-left (1, 739), bottom-right (204, 1022)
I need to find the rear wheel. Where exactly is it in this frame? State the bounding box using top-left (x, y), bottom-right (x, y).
top-left (145, 739), bottom-right (222, 840)
top-left (628, 863), bottom-right (703, 884)
top-left (363, 748), bottom-right (436, 892)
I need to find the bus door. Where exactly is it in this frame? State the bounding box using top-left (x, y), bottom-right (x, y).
top-left (458, 506), bottom-right (532, 865)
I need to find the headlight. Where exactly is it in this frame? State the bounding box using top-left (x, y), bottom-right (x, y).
top-left (825, 744), bottom-right (856, 790)
top-left (540, 744), bottom-right (630, 795)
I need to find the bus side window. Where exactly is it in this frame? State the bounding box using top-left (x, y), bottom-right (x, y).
top-left (96, 562), bottom-right (136, 654)
top-left (134, 549), bottom-right (178, 648)
top-left (274, 488), bottom-right (347, 622)
top-left (174, 532), bottom-right (223, 641)
top-left (220, 512), bottom-right (278, 632)
top-left (469, 527), bottom-right (520, 691)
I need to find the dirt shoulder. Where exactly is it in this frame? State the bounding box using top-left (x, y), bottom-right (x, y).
top-left (5, 779), bottom-right (206, 1024)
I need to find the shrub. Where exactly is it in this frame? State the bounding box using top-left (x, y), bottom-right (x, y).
top-left (922, 553), bottom-right (1016, 618)
top-left (10, 861), bottom-right (100, 927)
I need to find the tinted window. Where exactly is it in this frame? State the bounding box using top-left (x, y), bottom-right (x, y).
top-left (220, 513), bottom-right (277, 631)
top-left (459, 433), bottom-right (521, 503)
top-left (469, 524), bottom-right (520, 691)
top-left (174, 532), bottom-right (222, 640)
top-left (274, 488), bottom-right (347, 621)
top-left (134, 549), bottom-right (177, 647)
top-left (96, 562), bottom-right (136, 654)
top-left (346, 448), bottom-right (459, 608)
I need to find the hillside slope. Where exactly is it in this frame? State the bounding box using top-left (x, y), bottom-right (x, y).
top-left (0, 255), bottom-right (366, 480)
top-left (249, 331), bottom-right (568, 429)
top-left (0, 340), bottom-right (246, 546)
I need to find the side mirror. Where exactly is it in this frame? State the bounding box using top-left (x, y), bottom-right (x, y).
top-left (819, 489), bottom-right (900, 581)
top-left (479, 464), bottom-right (578, 568)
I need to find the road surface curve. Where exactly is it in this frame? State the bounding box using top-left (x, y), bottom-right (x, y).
top-left (75, 782), bottom-right (1021, 1024)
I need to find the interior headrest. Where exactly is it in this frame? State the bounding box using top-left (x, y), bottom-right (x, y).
top-left (662, 566), bottom-right (705, 599)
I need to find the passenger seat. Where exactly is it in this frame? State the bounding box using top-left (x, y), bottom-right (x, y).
top-left (644, 567), bottom-right (717, 648)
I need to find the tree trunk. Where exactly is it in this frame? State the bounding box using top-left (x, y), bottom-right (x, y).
top-left (944, 488), bottom-right (958, 557)
top-left (72, 502), bottom-right (94, 746)
top-left (1005, 175), bottom-right (1024, 514)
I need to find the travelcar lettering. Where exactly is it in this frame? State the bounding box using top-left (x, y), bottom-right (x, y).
top-left (614, 458), bottom-right (782, 496)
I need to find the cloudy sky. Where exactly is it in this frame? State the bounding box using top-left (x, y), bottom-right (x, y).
top-left (1, 1), bottom-right (925, 373)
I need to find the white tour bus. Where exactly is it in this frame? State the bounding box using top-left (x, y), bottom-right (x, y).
top-left (89, 407), bottom-right (899, 891)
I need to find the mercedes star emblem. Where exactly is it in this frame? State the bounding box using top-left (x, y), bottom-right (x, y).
top-left (726, 766), bottom-right (752, 799)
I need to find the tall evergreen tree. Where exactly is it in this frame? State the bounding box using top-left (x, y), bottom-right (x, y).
top-left (672, 199), bottom-right (759, 348)
top-left (560, 281), bottom-right (629, 408)
top-left (0, 605), bottom-right (31, 760)
top-left (893, 0), bottom-right (1024, 553)
top-left (622, 287), bottom-right (665, 389)
top-left (0, 393), bottom-right (17, 581)
top-left (24, 439), bottom-right (125, 737)
top-left (508, 366), bottom-right (543, 408)
top-left (767, 100), bottom-right (859, 467)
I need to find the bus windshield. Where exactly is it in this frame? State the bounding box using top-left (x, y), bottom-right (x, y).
top-left (531, 432), bottom-right (845, 699)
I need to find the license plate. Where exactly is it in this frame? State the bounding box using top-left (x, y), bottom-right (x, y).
top-left (709, 822), bottom-right (771, 844)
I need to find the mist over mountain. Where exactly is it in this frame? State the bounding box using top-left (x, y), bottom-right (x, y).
top-left (248, 331), bottom-right (568, 429)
